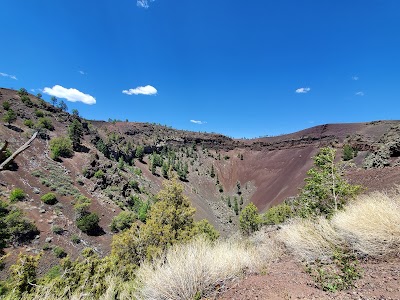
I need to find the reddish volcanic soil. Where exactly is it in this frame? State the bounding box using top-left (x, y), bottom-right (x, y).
top-left (216, 256), bottom-right (400, 300)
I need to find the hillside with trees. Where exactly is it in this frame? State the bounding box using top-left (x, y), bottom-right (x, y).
top-left (0, 87), bottom-right (399, 299)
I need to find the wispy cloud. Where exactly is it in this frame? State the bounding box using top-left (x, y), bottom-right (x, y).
top-left (79, 70), bottom-right (86, 75)
top-left (355, 91), bottom-right (364, 96)
top-left (43, 85), bottom-right (96, 105)
top-left (123, 85), bottom-right (157, 96)
top-left (352, 76), bottom-right (359, 81)
top-left (295, 87), bottom-right (311, 94)
top-left (0, 72), bottom-right (17, 80)
top-left (137, 0), bottom-right (155, 8)
top-left (190, 120), bottom-right (207, 125)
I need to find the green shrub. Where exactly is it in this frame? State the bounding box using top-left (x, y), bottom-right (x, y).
top-left (342, 144), bottom-right (356, 161)
top-left (41, 193), bottom-right (58, 205)
top-left (51, 226), bottom-right (63, 235)
top-left (4, 208), bottom-right (38, 245)
top-left (10, 188), bottom-right (25, 203)
top-left (129, 180), bottom-right (140, 191)
top-left (94, 170), bottom-right (104, 179)
top-left (49, 137), bottom-right (73, 160)
top-left (71, 234), bottom-right (80, 244)
top-left (2, 101), bottom-right (10, 110)
top-left (261, 203), bottom-right (292, 225)
top-left (76, 212), bottom-right (100, 234)
top-left (23, 119), bottom-right (34, 128)
top-left (42, 243), bottom-right (52, 251)
top-left (34, 109), bottom-right (44, 117)
top-left (133, 168), bottom-right (142, 176)
top-left (3, 109), bottom-right (17, 125)
top-left (21, 95), bottom-right (33, 106)
top-left (53, 246), bottom-right (67, 258)
top-left (193, 219), bottom-right (220, 241)
top-left (41, 265), bottom-right (61, 283)
top-left (110, 211), bottom-right (136, 232)
top-left (36, 117), bottom-right (54, 131)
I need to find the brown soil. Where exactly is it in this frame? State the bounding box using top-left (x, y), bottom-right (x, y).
top-left (216, 256), bottom-right (400, 300)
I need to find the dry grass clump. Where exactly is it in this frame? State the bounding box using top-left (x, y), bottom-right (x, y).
top-left (278, 191), bottom-right (400, 261)
top-left (249, 227), bottom-right (284, 262)
top-left (134, 237), bottom-right (267, 300)
top-left (332, 191), bottom-right (400, 258)
top-left (277, 217), bottom-right (343, 262)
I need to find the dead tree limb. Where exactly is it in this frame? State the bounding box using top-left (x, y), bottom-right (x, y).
top-left (0, 132), bottom-right (38, 171)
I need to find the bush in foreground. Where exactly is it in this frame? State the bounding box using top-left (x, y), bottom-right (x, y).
top-left (134, 238), bottom-right (262, 300)
top-left (331, 191), bottom-right (400, 257)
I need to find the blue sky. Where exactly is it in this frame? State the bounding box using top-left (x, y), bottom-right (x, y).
top-left (1, 0), bottom-right (399, 138)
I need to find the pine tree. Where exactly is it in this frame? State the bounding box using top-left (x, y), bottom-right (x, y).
top-left (239, 203), bottom-right (260, 235)
top-left (210, 164), bottom-right (215, 178)
top-left (135, 145), bottom-right (145, 161)
top-left (236, 181), bottom-right (241, 195)
top-left (68, 119), bottom-right (83, 150)
top-left (50, 96), bottom-right (58, 106)
top-left (295, 147), bottom-right (362, 217)
top-left (234, 196), bottom-right (239, 215)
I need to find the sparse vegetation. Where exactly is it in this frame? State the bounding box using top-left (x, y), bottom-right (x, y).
top-left (41, 193), bottom-right (58, 205)
top-left (36, 117), bottom-right (54, 131)
top-left (239, 202), bottom-right (260, 235)
top-left (49, 136), bottom-right (73, 160)
top-left (1, 203), bottom-right (38, 247)
top-left (110, 211), bottom-right (136, 232)
top-left (51, 225), bottom-right (64, 235)
top-left (94, 169), bottom-right (104, 179)
top-left (10, 188), bottom-right (26, 202)
top-left (53, 246), bottom-right (67, 258)
top-left (3, 109), bottom-right (16, 125)
top-left (76, 212), bottom-right (100, 234)
top-left (23, 119), bottom-right (34, 128)
top-left (292, 147), bottom-right (362, 218)
top-left (261, 203), bottom-right (292, 225)
top-left (68, 119), bottom-right (83, 150)
top-left (2, 101), bottom-right (10, 110)
top-left (342, 144), bottom-right (357, 161)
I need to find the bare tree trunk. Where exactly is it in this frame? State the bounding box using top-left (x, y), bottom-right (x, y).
top-left (0, 132), bottom-right (38, 171)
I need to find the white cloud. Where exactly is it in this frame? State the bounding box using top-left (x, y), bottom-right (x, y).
top-left (352, 76), bottom-right (359, 81)
top-left (79, 70), bottom-right (86, 75)
top-left (43, 85), bottom-right (96, 105)
top-left (295, 87), bottom-right (311, 94)
top-left (355, 91), bottom-right (364, 96)
top-left (122, 85), bottom-right (157, 96)
top-left (137, 0), bottom-right (155, 8)
top-left (190, 120), bottom-right (207, 125)
top-left (0, 72), bottom-right (17, 80)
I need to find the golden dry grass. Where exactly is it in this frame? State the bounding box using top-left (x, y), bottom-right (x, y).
top-left (134, 236), bottom-right (279, 300)
top-left (278, 191), bottom-right (400, 261)
top-left (277, 217), bottom-right (343, 262)
top-left (332, 191), bottom-right (400, 257)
